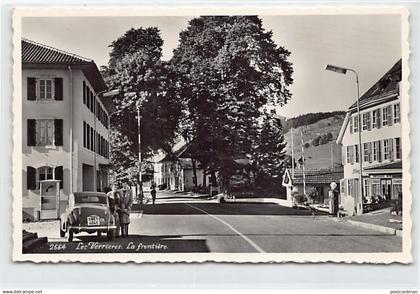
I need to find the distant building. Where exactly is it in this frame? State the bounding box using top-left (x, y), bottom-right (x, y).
top-left (153, 144), bottom-right (210, 191)
top-left (22, 39), bottom-right (116, 220)
top-left (336, 60), bottom-right (402, 215)
top-left (282, 168), bottom-right (343, 205)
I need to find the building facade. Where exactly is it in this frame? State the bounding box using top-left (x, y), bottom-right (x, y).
top-left (22, 39), bottom-right (116, 220)
top-left (336, 60), bottom-right (402, 215)
top-left (153, 144), bottom-right (210, 192)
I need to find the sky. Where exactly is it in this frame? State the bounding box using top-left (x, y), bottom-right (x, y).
top-left (22, 15), bottom-right (401, 118)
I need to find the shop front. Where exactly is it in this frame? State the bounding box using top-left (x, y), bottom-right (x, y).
top-left (364, 161), bottom-right (402, 201)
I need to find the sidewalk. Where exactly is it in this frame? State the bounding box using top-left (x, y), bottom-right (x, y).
top-left (345, 208), bottom-right (403, 236)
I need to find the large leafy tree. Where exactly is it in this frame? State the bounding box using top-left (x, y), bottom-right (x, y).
top-left (170, 16), bottom-right (293, 190)
top-left (106, 28), bottom-right (182, 183)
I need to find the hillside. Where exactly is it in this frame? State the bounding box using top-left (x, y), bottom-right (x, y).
top-left (283, 113), bottom-right (346, 170)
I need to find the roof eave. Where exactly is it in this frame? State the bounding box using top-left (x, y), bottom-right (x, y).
top-left (336, 112), bottom-right (350, 144)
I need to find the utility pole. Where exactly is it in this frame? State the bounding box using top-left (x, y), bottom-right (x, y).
top-left (291, 127), bottom-right (295, 178)
top-left (330, 143), bottom-right (334, 170)
top-left (300, 127), bottom-right (306, 197)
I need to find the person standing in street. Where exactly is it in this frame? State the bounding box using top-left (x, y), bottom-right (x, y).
top-left (120, 181), bottom-right (133, 237)
top-left (328, 182), bottom-right (339, 216)
top-left (151, 181), bottom-right (157, 205)
top-left (107, 183), bottom-right (122, 238)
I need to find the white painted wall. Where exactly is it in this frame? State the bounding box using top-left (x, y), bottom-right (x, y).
top-left (22, 67), bottom-right (112, 219)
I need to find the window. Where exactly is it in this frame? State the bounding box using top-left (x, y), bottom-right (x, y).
top-left (38, 79), bottom-right (53, 100)
top-left (395, 137), bottom-right (402, 160)
top-left (372, 110), bottom-right (377, 127)
top-left (363, 178), bottom-right (370, 198)
top-left (26, 166), bottom-right (63, 190)
top-left (394, 103), bottom-right (400, 124)
top-left (371, 179), bottom-right (380, 197)
top-left (373, 141), bottom-right (378, 161)
top-left (363, 143), bottom-right (369, 162)
top-left (362, 112), bottom-right (371, 131)
top-left (27, 119), bottom-right (63, 147)
top-left (36, 119), bottom-right (54, 146)
top-left (383, 140), bottom-right (390, 160)
top-left (353, 116), bottom-right (359, 132)
top-left (38, 166), bottom-right (54, 189)
top-left (382, 107), bottom-right (388, 126)
top-left (346, 146), bottom-right (351, 164)
top-left (347, 179), bottom-right (353, 197)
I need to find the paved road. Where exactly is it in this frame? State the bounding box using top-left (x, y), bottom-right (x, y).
top-left (29, 191), bottom-right (402, 254)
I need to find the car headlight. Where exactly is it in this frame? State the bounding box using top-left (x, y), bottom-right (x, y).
top-left (100, 217), bottom-right (105, 224)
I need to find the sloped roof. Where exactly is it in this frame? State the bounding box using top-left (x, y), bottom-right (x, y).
top-left (22, 38), bottom-right (93, 64)
top-left (349, 59), bottom-right (401, 110)
top-left (21, 38), bottom-right (116, 113)
top-left (291, 168), bottom-right (343, 185)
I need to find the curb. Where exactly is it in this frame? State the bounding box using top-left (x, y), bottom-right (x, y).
top-left (346, 219), bottom-right (398, 235)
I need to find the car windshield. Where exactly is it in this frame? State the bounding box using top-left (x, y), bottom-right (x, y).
top-left (74, 195), bottom-right (107, 205)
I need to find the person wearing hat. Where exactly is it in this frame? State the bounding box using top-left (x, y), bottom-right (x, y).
top-left (329, 182), bottom-right (339, 216)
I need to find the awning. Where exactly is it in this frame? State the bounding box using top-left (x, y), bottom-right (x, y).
top-left (364, 161), bottom-right (402, 175)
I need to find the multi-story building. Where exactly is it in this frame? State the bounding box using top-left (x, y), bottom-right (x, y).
top-left (336, 59), bottom-right (402, 215)
top-left (21, 38), bottom-right (116, 220)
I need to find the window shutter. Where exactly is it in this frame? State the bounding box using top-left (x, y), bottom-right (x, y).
top-left (27, 119), bottom-right (36, 146)
top-left (378, 141), bottom-right (382, 163)
top-left (387, 105), bottom-right (393, 126)
top-left (27, 166), bottom-right (36, 190)
top-left (55, 166), bottom-right (63, 189)
top-left (368, 142), bottom-right (372, 163)
top-left (377, 109), bottom-right (381, 129)
top-left (27, 78), bottom-right (37, 100)
top-left (349, 117), bottom-right (353, 134)
top-left (54, 78), bottom-right (63, 100)
top-left (54, 119), bottom-right (63, 146)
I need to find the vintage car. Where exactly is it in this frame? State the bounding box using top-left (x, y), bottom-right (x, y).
top-left (60, 192), bottom-right (116, 242)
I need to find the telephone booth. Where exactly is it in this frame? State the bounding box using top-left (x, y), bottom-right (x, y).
top-left (39, 179), bottom-right (61, 220)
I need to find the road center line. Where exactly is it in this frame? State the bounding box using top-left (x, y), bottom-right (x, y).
top-left (185, 203), bottom-right (266, 253)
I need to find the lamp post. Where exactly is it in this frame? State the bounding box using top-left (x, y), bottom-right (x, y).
top-left (325, 64), bottom-right (363, 215)
top-left (94, 89), bottom-right (120, 192)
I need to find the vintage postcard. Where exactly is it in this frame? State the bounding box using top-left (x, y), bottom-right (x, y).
top-left (12, 6), bottom-right (411, 263)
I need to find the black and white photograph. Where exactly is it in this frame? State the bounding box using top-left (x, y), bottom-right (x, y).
top-left (12, 7), bottom-right (411, 263)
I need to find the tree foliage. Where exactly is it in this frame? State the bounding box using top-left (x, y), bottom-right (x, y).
top-left (170, 16), bottom-right (293, 189)
top-left (106, 27), bottom-right (182, 183)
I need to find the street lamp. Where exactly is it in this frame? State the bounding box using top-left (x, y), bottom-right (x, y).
top-left (94, 88), bottom-right (120, 192)
top-left (325, 64), bottom-right (363, 215)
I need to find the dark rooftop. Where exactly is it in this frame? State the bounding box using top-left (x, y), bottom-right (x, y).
top-left (349, 59), bottom-right (401, 111)
top-left (291, 168), bottom-right (344, 185)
